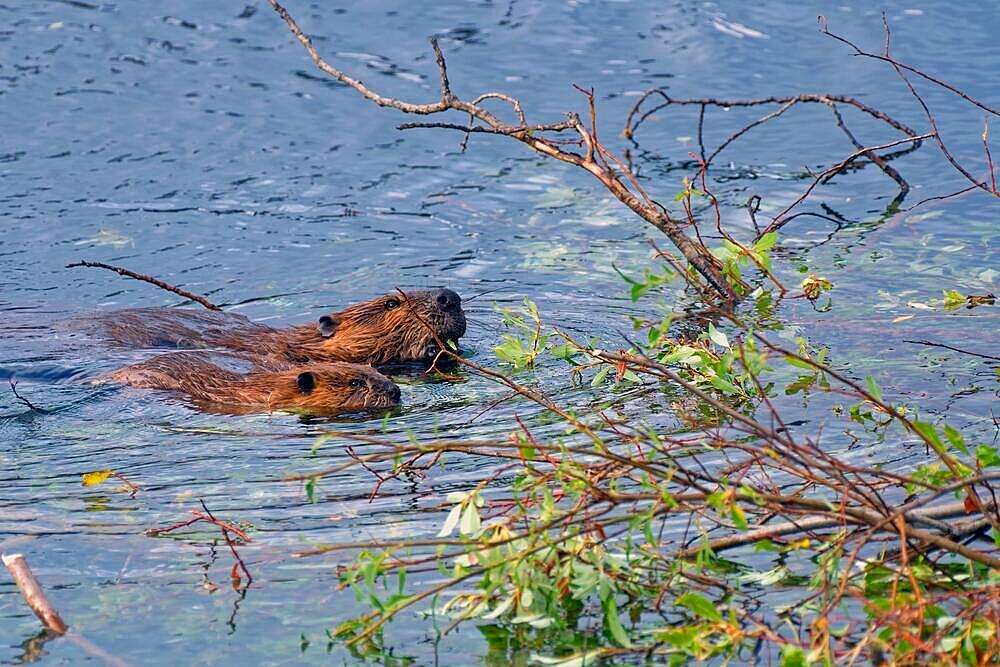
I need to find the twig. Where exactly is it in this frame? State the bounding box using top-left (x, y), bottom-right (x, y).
top-left (66, 261), bottom-right (221, 311)
top-left (110, 472), bottom-right (141, 498)
top-left (905, 339), bottom-right (1000, 362)
top-left (145, 503), bottom-right (253, 586)
top-left (818, 15), bottom-right (999, 118)
top-left (984, 120), bottom-right (998, 194)
top-left (624, 92), bottom-right (920, 147)
top-left (761, 133), bottom-right (934, 235)
top-left (198, 500), bottom-right (253, 587)
top-left (9, 378), bottom-right (49, 414)
top-left (826, 101), bottom-right (909, 197)
top-left (868, 14), bottom-right (992, 196)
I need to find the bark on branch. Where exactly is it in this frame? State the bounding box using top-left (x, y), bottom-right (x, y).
top-left (2, 553), bottom-right (67, 634)
top-left (67, 260), bottom-right (221, 311)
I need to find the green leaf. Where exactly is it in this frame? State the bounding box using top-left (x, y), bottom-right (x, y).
top-left (942, 289), bottom-right (965, 310)
top-left (709, 375), bottom-right (741, 395)
top-left (939, 635), bottom-right (960, 652)
top-left (621, 370), bottom-right (642, 384)
top-left (942, 424), bottom-right (968, 454)
top-left (977, 445), bottom-right (1000, 468)
top-left (784, 355), bottom-right (816, 371)
top-left (754, 231), bottom-right (779, 253)
top-left (912, 421), bottom-right (946, 455)
top-left (730, 503), bottom-right (748, 530)
top-left (780, 645), bottom-right (808, 667)
top-left (707, 323), bottom-right (730, 349)
top-left (864, 375), bottom-right (883, 403)
top-left (675, 592), bottom-right (722, 622)
top-left (601, 593), bottom-right (632, 647)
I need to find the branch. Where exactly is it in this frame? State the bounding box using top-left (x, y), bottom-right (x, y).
top-left (818, 15), bottom-right (999, 118)
top-left (2, 553), bottom-right (67, 633)
top-left (67, 261), bottom-right (221, 311)
top-left (267, 0), bottom-right (740, 304)
top-left (9, 378), bottom-right (48, 414)
top-left (760, 132), bottom-right (934, 236)
top-left (686, 497), bottom-right (1000, 556)
top-left (625, 93), bottom-right (921, 148)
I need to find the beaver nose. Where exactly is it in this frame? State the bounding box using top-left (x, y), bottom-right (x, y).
top-left (386, 381), bottom-right (401, 402)
top-left (434, 288), bottom-right (461, 312)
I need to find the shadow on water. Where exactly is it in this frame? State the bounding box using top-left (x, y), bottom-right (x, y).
top-left (0, 0), bottom-right (998, 663)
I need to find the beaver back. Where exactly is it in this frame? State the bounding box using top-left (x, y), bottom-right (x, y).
top-left (82, 288), bottom-right (466, 369)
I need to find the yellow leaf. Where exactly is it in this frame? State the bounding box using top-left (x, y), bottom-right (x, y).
top-left (82, 470), bottom-right (114, 487)
top-left (891, 315), bottom-right (914, 323)
top-left (800, 274), bottom-right (832, 301)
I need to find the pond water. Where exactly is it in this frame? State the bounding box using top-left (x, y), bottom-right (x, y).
top-left (1, 1), bottom-right (997, 664)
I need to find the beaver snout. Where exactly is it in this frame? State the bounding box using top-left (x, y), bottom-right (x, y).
top-left (360, 375), bottom-right (401, 408)
top-left (385, 380), bottom-right (402, 403)
top-left (433, 288), bottom-right (462, 313)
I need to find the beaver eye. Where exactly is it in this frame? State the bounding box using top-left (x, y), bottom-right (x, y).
top-left (384, 299), bottom-right (401, 310)
top-left (349, 378), bottom-right (365, 389)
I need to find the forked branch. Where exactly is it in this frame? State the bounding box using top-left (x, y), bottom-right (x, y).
top-left (267, 0), bottom-right (739, 304)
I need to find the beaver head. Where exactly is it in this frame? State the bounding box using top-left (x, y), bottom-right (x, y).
top-left (262, 362), bottom-right (402, 414)
top-left (308, 288), bottom-right (466, 367)
top-left (104, 353), bottom-right (401, 415)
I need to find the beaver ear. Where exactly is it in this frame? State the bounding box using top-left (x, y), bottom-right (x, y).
top-left (296, 371), bottom-right (316, 394)
top-left (317, 315), bottom-right (339, 338)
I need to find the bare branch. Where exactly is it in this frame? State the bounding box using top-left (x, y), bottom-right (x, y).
top-left (267, 0), bottom-right (740, 304)
top-left (66, 260), bottom-right (221, 311)
top-left (818, 15), bottom-right (999, 118)
top-left (761, 132), bottom-right (934, 235)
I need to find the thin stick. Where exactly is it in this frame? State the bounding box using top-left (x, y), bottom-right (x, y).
top-left (624, 92), bottom-right (920, 144)
top-left (2, 553), bottom-right (68, 634)
top-left (66, 260), bottom-right (221, 311)
top-left (9, 378), bottom-right (49, 414)
top-left (761, 133), bottom-right (934, 234)
top-left (818, 15), bottom-right (999, 118)
top-left (905, 339), bottom-right (1000, 362)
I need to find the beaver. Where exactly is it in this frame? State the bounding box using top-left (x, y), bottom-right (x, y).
top-left (104, 352), bottom-right (401, 415)
top-left (84, 288), bottom-right (466, 370)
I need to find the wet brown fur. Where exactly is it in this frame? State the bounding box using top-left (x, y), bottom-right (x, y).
top-left (104, 353), bottom-right (401, 415)
top-left (85, 289), bottom-right (466, 370)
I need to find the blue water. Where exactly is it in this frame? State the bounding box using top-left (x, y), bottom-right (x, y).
top-left (1, 1), bottom-right (997, 664)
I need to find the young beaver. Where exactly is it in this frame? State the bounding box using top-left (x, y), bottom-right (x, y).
top-left (105, 353), bottom-right (401, 415)
top-left (88, 288), bottom-right (466, 370)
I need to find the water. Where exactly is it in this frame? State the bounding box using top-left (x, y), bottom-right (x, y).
top-left (1, 1), bottom-right (998, 664)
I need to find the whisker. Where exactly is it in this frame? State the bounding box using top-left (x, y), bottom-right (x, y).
top-left (460, 307), bottom-right (506, 315)
top-left (463, 286), bottom-right (508, 303)
top-left (463, 390), bottom-right (519, 424)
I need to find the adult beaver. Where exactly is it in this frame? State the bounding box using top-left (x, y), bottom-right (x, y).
top-left (104, 352), bottom-right (401, 416)
top-left (87, 288), bottom-right (466, 370)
